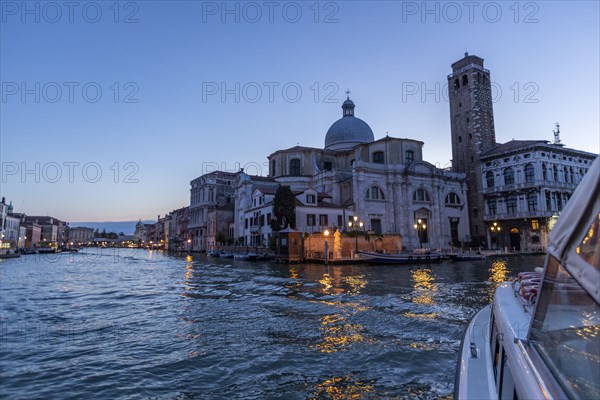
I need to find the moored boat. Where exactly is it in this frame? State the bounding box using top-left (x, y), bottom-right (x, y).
top-left (358, 250), bottom-right (443, 264)
top-left (449, 253), bottom-right (486, 261)
top-left (455, 157), bottom-right (600, 399)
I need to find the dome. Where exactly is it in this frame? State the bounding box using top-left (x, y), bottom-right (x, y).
top-left (324, 97), bottom-right (374, 151)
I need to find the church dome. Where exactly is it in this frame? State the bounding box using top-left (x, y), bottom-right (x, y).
top-left (325, 97), bottom-right (374, 151)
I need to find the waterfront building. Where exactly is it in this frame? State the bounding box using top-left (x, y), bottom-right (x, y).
top-left (167, 206), bottom-right (189, 251)
top-left (23, 222), bottom-right (41, 249)
top-left (0, 197), bottom-right (8, 243)
top-left (480, 138), bottom-right (597, 251)
top-left (263, 97), bottom-right (469, 250)
top-left (189, 171), bottom-right (237, 252)
top-left (239, 185), bottom-right (354, 248)
top-left (133, 220), bottom-right (146, 243)
top-left (448, 53), bottom-right (497, 245)
top-left (69, 227), bottom-right (95, 245)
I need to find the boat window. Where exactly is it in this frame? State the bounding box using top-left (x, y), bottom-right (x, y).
top-left (576, 212), bottom-right (600, 269)
top-left (493, 337), bottom-right (501, 380)
top-left (529, 256), bottom-right (600, 399)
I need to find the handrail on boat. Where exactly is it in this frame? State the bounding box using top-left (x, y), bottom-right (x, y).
top-left (515, 339), bottom-right (552, 399)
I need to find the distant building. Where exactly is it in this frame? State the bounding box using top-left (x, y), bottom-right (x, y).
top-left (480, 139), bottom-right (597, 251)
top-left (24, 216), bottom-right (68, 245)
top-left (167, 207), bottom-right (189, 251)
top-left (69, 227), bottom-right (95, 244)
top-left (133, 220), bottom-right (146, 243)
top-left (189, 171), bottom-right (236, 251)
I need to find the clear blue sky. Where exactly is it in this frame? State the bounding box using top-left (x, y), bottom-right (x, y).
top-left (1, 0), bottom-right (598, 222)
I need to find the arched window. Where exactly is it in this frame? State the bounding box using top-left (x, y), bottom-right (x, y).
top-left (413, 188), bottom-right (431, 202)
top-left (445, 192), bottom-right (461, 206)
top-left (553, 165), bottom-right (558, 181)
top-left (372, 151), bottom-right (385, 164)
top-left (477, 72), bottom-right (481, 84)
top-left (486, 171), bottom-right (495, 188)
top-left (365, 186), bottom-right (385, 200)
top-left (208, 188), bottom-right (214, 202)
top-left (506, 194), bottom-right (517, 214)
top-left (504, 167), bottom-right (515, 185)
top-left (527, 193), bottom-right (538, 211)
top-left (569, 167), bottom-right (574, 183)
top-left (563, 166), bottom-right (569, 183)
top-left (289, 159), bottom-right (301, 176)
top-left (525, 163), bottom-right (535, 183)
top-left (462, 74), bottom-right (468, 86)
top-left (454, 78), bottom-right (459, 89)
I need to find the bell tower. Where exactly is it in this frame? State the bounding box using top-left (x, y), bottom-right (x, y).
top-left (448, 53), bottom-right (496, 244)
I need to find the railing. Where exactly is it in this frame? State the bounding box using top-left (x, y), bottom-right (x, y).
top-left (484, 210), bottom-right (554, 220)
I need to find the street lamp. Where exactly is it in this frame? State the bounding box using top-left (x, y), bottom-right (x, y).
top-left (348, 215), bottom-right (364, 257)
top-left (413, 218), bottom-right (426, 249)
top-left (490, 222), bottom-right (501, 250)
top-left (324, 229), bottom-right (330, 265)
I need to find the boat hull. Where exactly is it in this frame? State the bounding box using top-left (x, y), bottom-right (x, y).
top-left (358, 251), bottom-right (442, 264)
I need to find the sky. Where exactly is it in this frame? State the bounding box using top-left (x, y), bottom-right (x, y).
top-left (1, 0), bottom-right (599, 222)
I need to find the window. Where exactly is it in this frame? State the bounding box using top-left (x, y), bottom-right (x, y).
top-left (405, 150), bottom-right (414, 163)
top-left (305, 194), bottom-right (316, 204)
top-left (365, 186), bottom-right (385, 200)
top-left (530, 256), bottom-right (600, 400)
top-left (553, 165), bottom-right (558, 181)
top-left (372, 151), bottom-right (384, 164)
top-left (563, 166), bottom-right (569, 183)
top-left (462, 74), bottom-right (468, 86)
top-left (531, 219), bottom-right (539, 230)
top-left (525, 163), bottom-right (535, 183)
top-left (319, 215), bottom-right (328, 226)
top-left (488, 198), bottom-right (497, 215)
top-left (413, 188), bottom-right (431, 202)
top-left (371, 219), bottom-right (382, 234)
top-left (576, 213), bottom-right (599, 268)
top-left (445, 192), bottom-right (461, 206)
top-left (271, 160), bottom-right (276, 176)
top-left (454, 78), bottom-right (459, 89)
top-left (486, 171), bottom-right (495, 188)
top-left (504, 167), bottom-right (515, 185)
top-left (306, 214), bottom-right (316, 226)
top-left (289, 159), bottom-right (302, 176)
top-left (337, 215), bottom-right (343, 227)
top-left (542, 164), bottom-right (547, 180)
top-left (506, 195), bottom-right (517, 214)
top-left (323, 161), bottom-right (332, 171)
top-left (527, 193), bottom-right (538, 211)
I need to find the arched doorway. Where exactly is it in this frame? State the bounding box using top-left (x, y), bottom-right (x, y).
top-left (509, 228), bottom-right (521, 251)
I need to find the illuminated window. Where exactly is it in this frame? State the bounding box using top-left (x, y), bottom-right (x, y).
top-left (531, 219), bottom-right (539, 230)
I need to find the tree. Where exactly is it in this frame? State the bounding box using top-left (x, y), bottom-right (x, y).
top-left (272, 185), bottom-right (296, 230)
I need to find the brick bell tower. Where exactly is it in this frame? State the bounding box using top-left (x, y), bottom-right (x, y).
top-left (448, 53), bottom-right (496, 244)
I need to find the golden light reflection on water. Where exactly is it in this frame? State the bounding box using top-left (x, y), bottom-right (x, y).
top-left (309, 375), bottom-right (374, 400)
top-left (312, 271), bottom-right (373, 353)
top-left (342, 273), bottom-right (367, 294)
top-left (183, 259), bottom-right (194, 292)
top-left (411, 268), bottom-right (437, 306)
top-left (486, 259), bottom-right (508, 302)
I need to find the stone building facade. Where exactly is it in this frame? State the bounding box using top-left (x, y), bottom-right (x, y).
top-left (189, 171), bottom-right (236, 251)
top-left (480, 139), bottom-right (597, 251)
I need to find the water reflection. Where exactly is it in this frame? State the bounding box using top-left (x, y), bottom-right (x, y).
top-left (309, 374), bottom-right (375, 400)
top-left (312, 270), bottom-right (372, 353)
top-left (403, 269), bottom-right (439, 320)
top-left (486, 259), bottom-right (508, 302)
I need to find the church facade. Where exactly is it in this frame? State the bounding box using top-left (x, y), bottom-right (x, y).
top-left (232, 97), bottom-right (470, 250)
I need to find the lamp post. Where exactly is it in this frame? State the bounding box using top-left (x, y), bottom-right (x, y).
top-left (324, 229), bottom-right (330, 265)
top-left (348, 215), bottom-right (364, 257)
top-left (490, 222), bottom-right (501, 250)
top-left (413, 218), bottom-right (426, 249)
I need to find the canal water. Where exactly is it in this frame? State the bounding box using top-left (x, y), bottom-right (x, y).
top-left (0, 249), bottom-right (544, 399)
